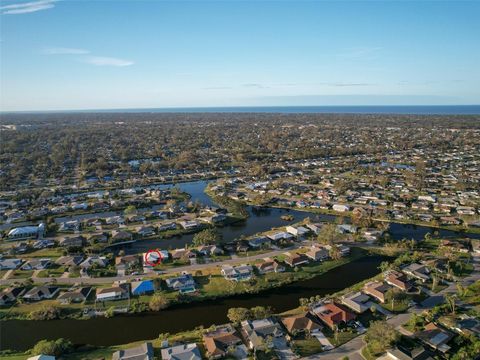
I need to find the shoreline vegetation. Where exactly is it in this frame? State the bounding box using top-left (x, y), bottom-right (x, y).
top-left (0, 248), bottom-right (384, 360)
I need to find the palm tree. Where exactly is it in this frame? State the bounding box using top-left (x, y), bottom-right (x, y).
top-left (445, 293), bottom-right (456, 314)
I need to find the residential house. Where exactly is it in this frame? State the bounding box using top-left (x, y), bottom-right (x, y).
top-left (23, 286), bottom-right (59, 301)
top-left (57, 287), bottom-right (92, 304)
top-left (59, 236), bottom-right (86, 248)
top-left (385, 345), bottom-right (433, 360)
top-left (241, 318), bottom-right (284, 349)
top-left (161, 343), bottom-right (201, 360)
top-left (402, 263), bottom-right (430, 283)
top-left (96, 283), bottom-right (130, 302)
top-left (312, 302), bottom-right (356, 329)
top-left (267, 231), bottom-right (294, 242)
top-left (0, 287), bottom-right (26, 305)
top-left (385, 270), bottom-right (413, 291)
top-left (55, 255), bottom-right (84, 267)
top-left (111, 230), bottom-right (133, 243)
top-left (248, 236), bottom-right (271, 249)
top-left (284, 253), bottom-right (309, 267)
top-left (197, 245), bottom-right (224, 257)
top-left (0, 258), bottom-right (22, 270)
top-left (306, 223), bottom-right (323, 235)
top-left (332, 204), bottom-right (350, 212)
top-left (306, 246), bottom-right (329, 262)
top-left (256, 259), bottom-right (285, 274)
top-left (165, 273), bottom-right (196, 293)
top-left (158, 222), bottom-right (177, 231)
top-left (21, 258), bottom-right (52, 271)
top-left (286, 225), bottom-right (310, 238)
top-left (363, 281), bottom-right (393, 303)
top-left (80, 256), bottom-right (108, 270)
top-left (137, 226), bottom-right (156, 237)
top-left (281, 312), bottom-right (323, 335)
top-left (112, 342), bottom-right (154, 360)
top-left (415, 323), bottom-right (454, 353)
top-left (341, 292), bottom-right (372, 313)
top-left (203, 325), bottom-right (245, 359)
top-left (221, 264), bottom-right (253, 282)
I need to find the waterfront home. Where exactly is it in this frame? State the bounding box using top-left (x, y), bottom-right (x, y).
top-left (96, 283), bottom-right (130, 302)
top-left (248, 236), bottom-right (271, 249)
top-left (256, 259), bottom-right (285, 274)
top-left (0, 258), bottom-right (22, 270)
top-left (306, 246), bottom-right (329, 262)
top-left (88, 233), bottom-right (108, 244)
top-left (59, 236), bottom-right (86, 248)
top-left (415, 323), bottom-right (454, 353)
top-left (113, 342), bottom-right (154, 360)
top-left (115, 255), bottom-right (140, 270)
top-left (111, 230), bottom-right (133, 243)
top-left (165, 273), bottom-right (196, 293)
top-left (324, 244), bottom-right (350, 257)
top-left (286, 225), bottom-right (310, 238)
top-left (171, 248), bottom-right (197, 260)
top-left (363, 281), bottom-right (393, 303)
top-left (0, 286), bottom-right (26, 305)
top-left (336, 224), bottom-right (357, 234)
top-left (161, 343), bottom-right (201, 360)
top-left (178, 220), bottom-right (201, 230)
top-left (402, 263), bottom-right (430, 283)
top-left (203, 325), bottom-right (245, 359)
top-left (341, 292), bottom-right (372, 313)
top-left (57, 287), bottom-right (92, 304)
top-left (241, 318), bottom-right (284, 350)
top-left (21, 258), bottom-right (52, 270)
top-left (267, 231), bottom-right (294, 242)
top-left (306, 223), bottom-right (323, 235)
top-left (137, 225), bottom-right (156, 237)
top-left (284, 253), bottom-right (309, 267)
top-left (385, 270), bottom-right (413, 291)
top-left (131, 279), bottom-right (155, 296)
top-left (451, 316), bottom-right (480, 337)
top-left (221, 264), bottom-right (253, 281)
top-left (312, 302), bottom-right (356, 329)
top-left (281, 312), bottom-right (323, 335)
top-left (6, 223), bottom-right (45, 240)
top-left (332, 204), bottom-right (350, 212)
top-left (23, 286), bottom-right (59, 301)
top-left (197, 245), bottom-right (224, 257)
top-left (105, 215), bottom-right (124, 225)
top-left (158, 222), bottom-right (177, 231)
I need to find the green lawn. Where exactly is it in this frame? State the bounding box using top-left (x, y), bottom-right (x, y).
top-left (292, 337), bottom-right (323, 356)
top-left (10, 270), bottom-right (34, 279)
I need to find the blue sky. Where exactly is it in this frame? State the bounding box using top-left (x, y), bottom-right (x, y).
top-left (1, 0), bottom-right (479, 111)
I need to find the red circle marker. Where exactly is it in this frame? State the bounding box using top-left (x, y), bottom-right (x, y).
top-left (144, 249), bottom-right (163, 267)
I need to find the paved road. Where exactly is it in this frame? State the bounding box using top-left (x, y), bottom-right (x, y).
top-left (0, 245), bottom-right (303, 285)
top-left (302, 254), bottom-right (479, 360)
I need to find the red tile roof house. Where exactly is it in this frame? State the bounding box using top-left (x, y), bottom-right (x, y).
top-left (256, 259), bottom-right (285, 274)
top-left (312, 302), bottom-right (356, 329)
top-left (281, 312), bottom-right (323, 335)
top-left (203, 325), bottom-right (244, 359)
top-left (363, 281), bottom-right (393, 303)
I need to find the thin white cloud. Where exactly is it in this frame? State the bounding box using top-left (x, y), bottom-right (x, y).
top-left (43, 47), bottom-right (90, 55)
top-left (1, 0), bottom-right (56, 15)
top-left (83, 56), bottom-right (134, 67)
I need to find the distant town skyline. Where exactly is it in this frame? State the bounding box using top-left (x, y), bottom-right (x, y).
top-left (1, 0), bottom-right (479, 111)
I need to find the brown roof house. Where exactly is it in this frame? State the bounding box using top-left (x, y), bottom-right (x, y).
top-left (281, 312), bottom-right (323, 335)
top-left (363, 281), bottom-right (393, 303)
top-left (203, 325), bottom-right (246, 359)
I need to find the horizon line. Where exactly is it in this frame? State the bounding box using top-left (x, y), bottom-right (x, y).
top-left (2, 104), bottom-right (480, 115)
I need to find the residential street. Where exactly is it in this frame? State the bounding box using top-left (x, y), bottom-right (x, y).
top-left (0, 244), bottom-right (305, 285)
